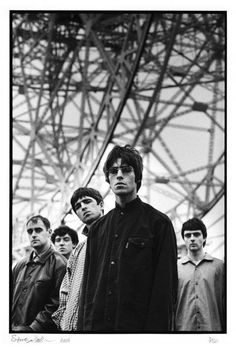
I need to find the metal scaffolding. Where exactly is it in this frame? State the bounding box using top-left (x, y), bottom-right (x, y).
top-left (12, 12), bottom-right (225, 254)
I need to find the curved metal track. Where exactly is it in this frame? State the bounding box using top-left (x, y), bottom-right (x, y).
top-left (12, 12), bottom-right (225, 248)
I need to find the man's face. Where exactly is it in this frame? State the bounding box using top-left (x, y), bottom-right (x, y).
top-left (26, 218), bottom-right (51, 252)
top-left (183, 230), bottom-right (205, 252)
top-left (74, 196), bottom-right (103, 225)
top-left (108, 158), bottom-right (137, 198)
top-left (54, 234), bottom-right (75, 258)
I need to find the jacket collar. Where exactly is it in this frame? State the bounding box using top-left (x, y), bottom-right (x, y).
top-left (115, 196), bottom-right (141, 212)
top-left (181, 252), bottom-right (213, 265)
top-left (27, 245), bottom-right (54, 265)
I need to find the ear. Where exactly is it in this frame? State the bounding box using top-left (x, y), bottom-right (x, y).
top-left (48, 228), bottom-right (52, 236)
top-left (99, 201), bottom-right (104, 209)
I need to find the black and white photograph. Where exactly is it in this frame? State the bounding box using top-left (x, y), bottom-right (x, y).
top-left (1, 1), bottom-right (234, 349)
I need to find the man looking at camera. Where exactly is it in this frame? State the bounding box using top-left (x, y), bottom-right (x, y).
top-left (11, 215), bottom-right (66, 332)
top-left (175, 217), bottom-right (225, 332)
top-left (79, 145), bottom-right (178, 332)
top-left (51, 225), bottom-right (79, 260)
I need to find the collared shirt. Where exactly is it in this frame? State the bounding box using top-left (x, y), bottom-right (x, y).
top-left (52, 229), bottom-right (88, 331)
top-left (12, 245), bottom-right (67, 332)
top-left (175, 253), bottom-right (225, 332)
top-left (79, 196), bottom-right (178, 332)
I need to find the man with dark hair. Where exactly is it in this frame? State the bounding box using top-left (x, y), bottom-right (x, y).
top-left (79, 144), bottom-right (178, 332)
top-left (51, 225), bottom-right (79, 259)
top-left (12, 215), bottom-right (67, 332)
top-left (175, 217), bottom-right (225, 331)
top-left (52, 187), bottom-right (104, 331)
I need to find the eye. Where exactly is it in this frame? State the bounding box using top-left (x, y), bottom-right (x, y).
top-left (193, 233), bottom-right (201, 237)
top-left (108, 167), bottom-right (118, 175)
top-left (27, 229), bottom-right (33, 235)
top-left (75, 203), bottom-right (81, 210)
top-left (35, 228), bottom-right (43, 233)
top-left (121, 165), bottom-right (133, 173)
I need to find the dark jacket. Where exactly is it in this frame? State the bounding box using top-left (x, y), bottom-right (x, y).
top-left (12, 245), bottom-right (67, 332)
top-left (80, 196), bottom-right (178, 332)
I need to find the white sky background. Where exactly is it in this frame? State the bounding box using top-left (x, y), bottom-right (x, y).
top-left (0, 1), bottom-right (235, 349)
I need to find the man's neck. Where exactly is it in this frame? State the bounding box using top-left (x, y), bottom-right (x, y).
top-left (85, 214), bottom-right (102, 232)
top-left (115, 193), bottom-right (137, 208)
top-left (34, 241), bottom-right (50, 256)
top-left (188, 248), bottom-right (205, 263)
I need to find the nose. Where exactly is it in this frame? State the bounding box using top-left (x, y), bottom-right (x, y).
top-left (116, 168), bottom-right (124, 178)
top-left (31, 230), bottom-right (37, 238)
top-left (81, 202), bottom-right (87, 211)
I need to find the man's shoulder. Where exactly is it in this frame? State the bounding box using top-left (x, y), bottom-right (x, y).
top-left (207, 254), bottom-right (224, 267)
top-left (140, 200), bottom-right (172, 223)
top-left (71, 239), bottom-right (87, 257)
top-left (13, 256), bottom-right (28, 271)
top-left (50, 249), bottom-right (67, 266)
top-left (177, 255), bottom-right (189, 265)
top-left (90, 209), bottom-right (115, 228)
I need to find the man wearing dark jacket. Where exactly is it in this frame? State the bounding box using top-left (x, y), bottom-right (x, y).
top-left (11, 215), bottom-right (67, 332)
top-left (79, 145), bottom-right (178, 332)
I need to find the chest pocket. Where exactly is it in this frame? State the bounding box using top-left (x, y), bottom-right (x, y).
top-left (126, 236), bottom-right (153, 249)
top-left (123, 236), bottom-right (153, 271)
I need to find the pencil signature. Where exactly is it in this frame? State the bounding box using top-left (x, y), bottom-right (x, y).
top-left (11, 335), bottom-right (54, 343)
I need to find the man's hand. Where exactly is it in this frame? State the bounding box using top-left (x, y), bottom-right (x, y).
top-left (12, 325), bottom-right (33, 332)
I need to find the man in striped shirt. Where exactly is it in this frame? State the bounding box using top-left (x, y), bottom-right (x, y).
top-left (52, 187), bottom-right (104, 331)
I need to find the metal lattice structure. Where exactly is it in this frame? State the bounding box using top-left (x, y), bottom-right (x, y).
top-left (12, 12), bottom-right (225, 251)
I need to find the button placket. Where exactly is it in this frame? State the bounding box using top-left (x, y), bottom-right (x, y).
top-left (194, 265), bottom-right (200, 324)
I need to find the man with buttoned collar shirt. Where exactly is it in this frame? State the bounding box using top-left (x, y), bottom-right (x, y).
top-left (51, 225), bottom-right (79, 260)
top-left (79, 144), bottom-right (178, 332)
top-left (174, 217), bottom-right (225, 332)
top-left (52, 187), bottom-right (104, 331)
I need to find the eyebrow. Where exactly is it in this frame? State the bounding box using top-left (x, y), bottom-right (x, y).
top-left (27, 227), bottom-right (43, 233)
top-left (75, 198), bottom-right (93, 207)
top-left (184, 231), bottom-right (201, 236)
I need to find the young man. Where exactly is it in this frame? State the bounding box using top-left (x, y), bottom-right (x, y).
top-left (52, 187), bottom-right (104, 331)
top-left (51, 225), bottom-right (79, 259)
top-left (11, 215), bottom-right (67, 332)
top-left (175, 217), bottom-right (225, 332)
top-left (79, 145), bottom-right (178, 332)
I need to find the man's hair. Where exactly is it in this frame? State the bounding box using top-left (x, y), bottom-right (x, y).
top-left (181, 217), bottom-right (207, 246)
top-left (71, 187), bottom-right (103, 213)
top-left (26, 215), bottom-right (50, 230)
top-left (103, 144), bottom-right (143, 191)
top-left (51, 225), bottom-right (79, 245)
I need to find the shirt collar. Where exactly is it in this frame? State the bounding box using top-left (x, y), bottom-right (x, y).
top-left (115, 196), bottom-right (141, 211)
top-left (82, 225), bottom-right (89, 237)
top-left (27, 245), bottom-right (53, 264)
top-left (180, 252), bottom-right (213, 264)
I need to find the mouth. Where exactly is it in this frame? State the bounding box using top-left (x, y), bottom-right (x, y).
top-left (83, 212), bottom-right (91, 218)
top-left (115, 182), bottom-right (126, 186)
